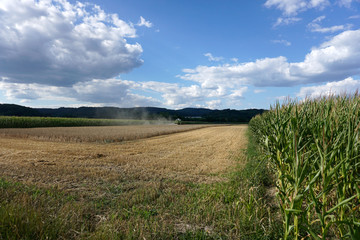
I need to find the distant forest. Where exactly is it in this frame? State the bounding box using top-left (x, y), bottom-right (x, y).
top-left (0, 104), bottom-right (266, 123)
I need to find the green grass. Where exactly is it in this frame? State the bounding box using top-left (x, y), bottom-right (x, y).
top-left (0, 129), bottom-right (281, 239)
top-left (249, 95), bottom-right (360, 239)
top-left (0, 116), bottom-right (170, 128)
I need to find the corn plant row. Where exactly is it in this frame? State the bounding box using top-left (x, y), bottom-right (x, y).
top-left (249, 95), bottom-right (360, 239)
top-left (0, 116), bottom-right (154, 128)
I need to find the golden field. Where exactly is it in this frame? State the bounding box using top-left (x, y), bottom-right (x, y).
top-left (0, 124), bottom-right (211, 142)
top-left (0, 124), bottom-right (279, 240)
top-left (0, 125), bottom-right (247, 193)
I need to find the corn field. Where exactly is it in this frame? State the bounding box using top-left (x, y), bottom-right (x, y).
top-left (249, 95), bottom-right (360, 239)
top-left (0, 116), bottom-right (166, 128)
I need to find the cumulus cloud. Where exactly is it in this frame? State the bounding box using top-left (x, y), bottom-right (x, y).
top-left (308, 15), bottom-right (352, 33)
top-left (204, 53), bottom-right (224, 62)
top-left (0, 0), bottom-right (143, 87)
top-left (181, 56), bottom-right (296, 87)
top-left (0, 74), bottom-right (247, 109)
top-left (290, 29), bottom-right (360, 81)
top-left (141, 81), bottom-right (221, 108)
top-left (137, 16), bottom-right (153, 28)
top-left (297, 77), bottom-right (360, 98)
top-left (0, 81), bottom-right (73, 102)
top-left (139, 81), bottom-right (248, 109)
top-left (229, 87), bottom-right (248, 99)
top-left (0, 78), bottom-right (161, 107)
top-left (206, 100), bottom-right (222, 109)
top-left (180, 29), bottom-right (360, 87)
top-left (73, 79), bottom-right (139, 104)
top-left (265, 0), bottom-right (329, 16)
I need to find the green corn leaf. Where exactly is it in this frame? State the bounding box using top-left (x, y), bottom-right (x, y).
top-left (280, 174), bottom-right (295, 185)
top-left (326, 195), bottom-right (357, 215)
top-left (305, 171), bottom-right (321, 192)
top-left (355, 183), bottom-right (360, 198)
top-left (306, 226), bottom-right (322, 240)
top-left (285, 208), bottom-right (302, 213)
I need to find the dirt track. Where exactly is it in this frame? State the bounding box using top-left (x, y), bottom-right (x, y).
top-left (0, 125), bottom-right (248, 196)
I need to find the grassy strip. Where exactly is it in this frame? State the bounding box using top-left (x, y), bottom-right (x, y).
top-left (238, 129), bottom-right (282, 239)
top-left (0, 180), bottom-right (91, 240)
top-left (0, 129), bottom-right (281, 239)
top-left (0, 116), bottom-right (170, 128)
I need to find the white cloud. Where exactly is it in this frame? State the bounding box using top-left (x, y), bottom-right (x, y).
top-left (338, 0), bottom-right (356, 7)
top-left (181, 56), bottom-right (296, 87)
top-left (0, 78), bottom-right (160, 107)
top-left (308, 15), bottom-right (352, 33)
top-left (140, 81), bottom-right (223, 108)
top-left (313, 15), bottom-right (326, 22)
top-left (290, 29), bottom-right (360, 81)
top-left (297, 77), bottom-right (360, 98)
top-left (1, 73), bottom-right (247, 109)
top-left (310, 0), bottom-right (330, 7)
top-left (229, 87), bottom-right (248, 99)
top-left (0, 81), bottom-right (74, 102)
top-left (349, 15), bottom-right (360, 19)
top-left (273, 17), bottom-right (302, 27)
top-left (310, 24), bottom-right (352, 33)
top-left (206, 100), bottom-right (221, 109)
top-left (139, 80), bottom-right (249, 109)
top-left (265, 0), bottom-right (329, 16)
top-left (73, 79), bottom-right (139, 104)
top-left (180, 29), bottom-right (360, 87)
top-left (272, 39), bottom-right (292, 46)
top-left (265, 0), bottom-right (308, 16)
top-left (204, 53), bottom-right (223, 62)
top-left (0, 0), bottom-right (143, 87)
top-left (137, 16), bottom-right (153, 28)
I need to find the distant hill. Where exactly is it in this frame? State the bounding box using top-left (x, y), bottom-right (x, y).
top-left (0, 104), bottom-right (43, 117)
top-left (0, 103), bottom-right (266, 123)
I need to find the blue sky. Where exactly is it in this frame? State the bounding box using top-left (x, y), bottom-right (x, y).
top-left (0, 0), bottom-right (359, 109)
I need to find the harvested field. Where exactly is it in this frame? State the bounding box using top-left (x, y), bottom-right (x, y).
top-left (0, 124), bottom-right (211, 142)
top-left (0, 125), bottom-right (275, 239)
top-left (0, 125), bottom-right (247, 192)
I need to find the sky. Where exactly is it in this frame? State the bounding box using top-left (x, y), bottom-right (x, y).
top-left (0, 0), bottom-right (360, 110)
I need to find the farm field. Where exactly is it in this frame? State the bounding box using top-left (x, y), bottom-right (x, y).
top-left (0, 125), bottom-right (245, 190)
top-left (0, 124), bottom-right (276, 239)
top-left (0, 116), bottom-right (169, 128)
top-left (0, 124), bottom-right (212, 142)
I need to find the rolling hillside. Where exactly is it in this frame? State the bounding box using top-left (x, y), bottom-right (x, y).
top-left (0, 103), bottom-right (266, 123)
